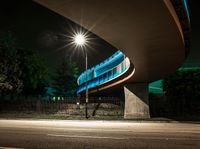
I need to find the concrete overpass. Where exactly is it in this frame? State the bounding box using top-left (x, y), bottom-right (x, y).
top-left (34, 0), bottom-right (190, 119)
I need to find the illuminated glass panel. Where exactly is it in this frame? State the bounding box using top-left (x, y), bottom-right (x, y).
top-left (78, 50), bottom-right (124, 85)
top-left (77, 55), bottom-right (130, 94)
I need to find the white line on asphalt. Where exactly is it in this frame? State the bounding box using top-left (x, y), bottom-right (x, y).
top-left (47, 134), bottom-right (126, 140)
top-left (47, 134), bottom-right (200, 141)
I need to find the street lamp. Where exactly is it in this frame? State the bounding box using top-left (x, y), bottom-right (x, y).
top-left (73, 33), bottom-right (89, 119)
top-left (74, 34), bottom-right (86, 46)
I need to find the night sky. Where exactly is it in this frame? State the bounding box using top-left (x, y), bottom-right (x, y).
top-left (0, 0), bottom-right (199, 74)
top-left (0, 0), bottom-right (117, 74)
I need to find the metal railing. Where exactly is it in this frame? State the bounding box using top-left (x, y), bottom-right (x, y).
top-left (77, 56), bottom-right (130, 94)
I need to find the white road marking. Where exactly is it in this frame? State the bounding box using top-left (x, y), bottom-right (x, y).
top-left (47, 134), bottom-right (200, 141)
top-left (47, 134), bottom-right (126, 140)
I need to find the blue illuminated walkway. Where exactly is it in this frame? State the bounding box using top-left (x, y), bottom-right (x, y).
top-left (77, 50), bottom-right (131, 94)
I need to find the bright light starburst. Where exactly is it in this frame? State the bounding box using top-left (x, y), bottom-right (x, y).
top-left (74, 33), bottom-right (86, 46)
top-left (58, 26), bottom-right (93, 59)
top-left (71, 30), bottom-right (89, 49)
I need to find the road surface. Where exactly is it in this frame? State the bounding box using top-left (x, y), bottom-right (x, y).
top-left (0, 120), bottom-right (199, 149)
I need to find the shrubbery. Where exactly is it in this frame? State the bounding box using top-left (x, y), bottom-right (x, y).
top-left (163, 68), bottom-right (200, 116)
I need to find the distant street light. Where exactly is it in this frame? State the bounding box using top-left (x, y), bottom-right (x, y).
top-left (73, 33), bottom-right (89, 119)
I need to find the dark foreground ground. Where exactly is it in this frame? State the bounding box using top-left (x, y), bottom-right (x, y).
top-left (0, 120), bottom-right (199, 149)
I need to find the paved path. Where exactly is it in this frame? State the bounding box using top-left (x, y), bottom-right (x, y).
top-left (0, 120), bottom-right (199, 149)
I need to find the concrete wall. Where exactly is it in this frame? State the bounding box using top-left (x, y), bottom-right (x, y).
top-left (124, 83), bottom-right (150, 119)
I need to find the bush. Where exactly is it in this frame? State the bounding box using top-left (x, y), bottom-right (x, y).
top-left (163, 68), bottom-right (200, 116)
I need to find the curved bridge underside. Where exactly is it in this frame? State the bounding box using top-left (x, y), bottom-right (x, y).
top-left (35, 0), bottom-right (190, 94)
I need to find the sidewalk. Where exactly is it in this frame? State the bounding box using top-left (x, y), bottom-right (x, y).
top-left (0, 112), bottom-right (199, 124)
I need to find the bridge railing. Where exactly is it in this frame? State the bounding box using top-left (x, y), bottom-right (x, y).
top-left (77, 51), bottom-right (131, 94)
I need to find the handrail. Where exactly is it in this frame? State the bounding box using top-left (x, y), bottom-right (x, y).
top-left (77, 57), bottom-right (130, 94)
top-left (77, 50), bottom-right (124, 85)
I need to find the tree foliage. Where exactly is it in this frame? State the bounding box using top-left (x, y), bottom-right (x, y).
top-left (52, 59), bottom-right (79, 96)
top-left (163, 69), bottom-right (200, 115)
top-left (19, 48), bottom-right (49, 95)
top-left (0, 32), bottom-right (49, 99)
top-left (0, 33), bottom-right (23, 94)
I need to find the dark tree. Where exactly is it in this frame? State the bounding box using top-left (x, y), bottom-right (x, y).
top-left (52, 59), bottom-right (79, 97)
top-left (0, 33), bottom-right (23, 99)
top-left (0, 32), bottom-right (49, 100)
top-left (163, 68), bottom-right (200, 115)
top-left (19, 48), bottom-right (49, 97)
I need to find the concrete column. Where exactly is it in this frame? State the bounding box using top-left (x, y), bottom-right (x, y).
top-left (124, 83), bottom-right (150, 119)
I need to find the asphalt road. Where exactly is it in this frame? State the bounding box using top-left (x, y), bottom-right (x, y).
top-left (0, 120), bottom-right (199, 149)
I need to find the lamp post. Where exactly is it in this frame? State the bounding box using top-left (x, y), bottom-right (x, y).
top-left (74, 33), bottom-right (89, 119)
top-left (85, 50), bottom-right (88, 119)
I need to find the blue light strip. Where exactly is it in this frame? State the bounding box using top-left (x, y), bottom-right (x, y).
top-left (77, 62), bottom-right (129, 94)
top-left (76, 50), bottom-right (130, 94)
top-left (183, 0), bottom-right (190, 23)
top-left (78, 50), bottom-right (124, 85)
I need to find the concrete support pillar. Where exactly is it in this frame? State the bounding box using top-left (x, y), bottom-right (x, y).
top-left (124, 83), bottom-right (150, 119)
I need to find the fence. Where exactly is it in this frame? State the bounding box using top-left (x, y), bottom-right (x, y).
top-left (0, 97), bottom-right (124, 113)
